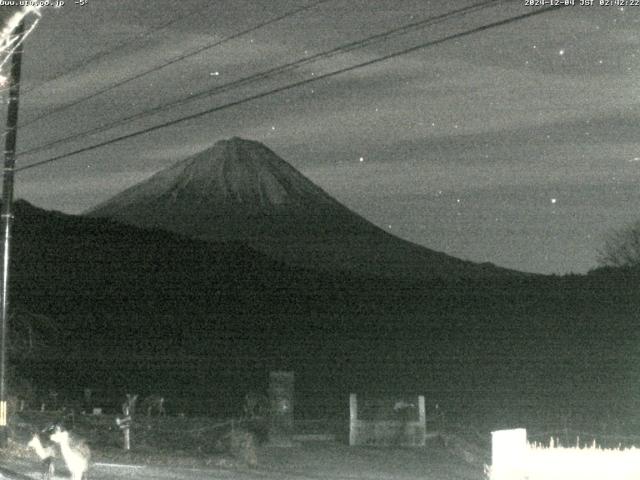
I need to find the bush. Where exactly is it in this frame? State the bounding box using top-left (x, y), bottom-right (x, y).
top-left (224, 426), bottom-right (258, 467)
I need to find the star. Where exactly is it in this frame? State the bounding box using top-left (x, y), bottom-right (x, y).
top-left (359, 157), bottom-right (364, 162)
top-left (551, 198), bottom-right (557, 204)
top-left (558, 49), bottom-right (565, 56)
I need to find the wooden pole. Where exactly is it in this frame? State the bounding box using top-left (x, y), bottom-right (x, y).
top-left (0, 18), bottom-right (25, 448)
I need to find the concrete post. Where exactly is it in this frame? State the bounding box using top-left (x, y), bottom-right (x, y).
top-left (349, 393), bottom-right (358, 446)
top-left (490, 428), bottom-right (528, 480)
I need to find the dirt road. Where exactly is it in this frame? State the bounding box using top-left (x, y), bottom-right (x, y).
top-left (3, 461), bottom-right (282, 480)
top-left (0, 441), bottom-right (485, 480)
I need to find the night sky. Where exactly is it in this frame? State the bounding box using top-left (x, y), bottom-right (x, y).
top-left (2, 0), bottom-right (639, 275)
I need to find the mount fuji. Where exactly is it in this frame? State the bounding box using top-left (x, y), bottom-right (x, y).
top-left (87, 137), bottom-right (515, 279)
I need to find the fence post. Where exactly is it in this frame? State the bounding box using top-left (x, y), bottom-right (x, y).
top-left (116, 406), bottom-right (132, 451)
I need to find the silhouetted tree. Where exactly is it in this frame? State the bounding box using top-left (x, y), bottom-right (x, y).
top-left (598, 221), bottom-right (640, 268)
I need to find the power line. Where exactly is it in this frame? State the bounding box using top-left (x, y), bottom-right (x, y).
top-left (18, 0), bottom-right (333, 129)
top-left (16, 5), bottom-right (564, 174)
top-left (20, 0), bottom-right (215, 97)
top-left (20, 0), bottom-right (501, 157)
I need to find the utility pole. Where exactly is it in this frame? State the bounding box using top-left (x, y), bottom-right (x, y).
top-left (0, 18), bottom-right (25, 448)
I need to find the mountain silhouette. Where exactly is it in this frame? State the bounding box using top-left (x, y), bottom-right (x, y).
top-left (87, 137), bottom-right (517, 279)
top-left (3, 201), bottom-right (636, 420)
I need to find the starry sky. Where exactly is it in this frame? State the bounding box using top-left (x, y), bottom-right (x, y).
top-left (1, 0), bottom-right (639, 274)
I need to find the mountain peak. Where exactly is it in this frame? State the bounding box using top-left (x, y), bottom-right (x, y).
top-left (87, 137), bottom-right (517, 279)
top-left (225, 136), bottom-right (254, 145)
top-left (90, 137), bottom-right (337, 213)
top-left (181, 136), bottom-right (313, 206)
top-left (210, 136), bottom-right (268, 160)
